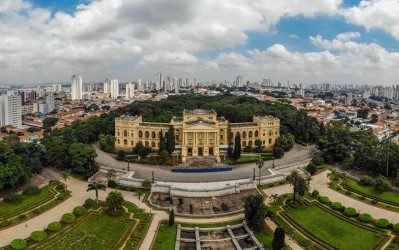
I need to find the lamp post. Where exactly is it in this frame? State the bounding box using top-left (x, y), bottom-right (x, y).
top-left (127, 160), bottom-right (130, 172)
top-left (272, 158), bottom-right (275, 169)
top-left (152, 171), bottom-right (155, 183)
top-left (253, 168), bottom-right (255, 180)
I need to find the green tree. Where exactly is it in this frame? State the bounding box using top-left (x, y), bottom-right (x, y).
top-left (370, 114), bottom-right (379, 123)
top-left (272, 146), bottom-right (284, 159)
top-left (98, 134), bottom-right (115, 153)
top-left (106, 169), bottom-right (117, 182)
top-left (257, 156), bottom-right (264, 185)
top-left (305, 163), bottom-right (317, 175)
top-left (159, 131), bottom-right (166, 154)
top-left (168, 209), bottom-right (175, 227)
top-left (86, 181), bottom-right (106, 202)
top-left (69, 143), bottom-right (99, 178)
top-left (255, 139), bottom-right (263, 153)
top-left (357, 109), bottom-right (369, 119)
top-left (61, 171), bottom-right (70, 183)
top-left (227, 126), bottom-right (233, 158)
top-left (233, 133), bottom-right (241, 160)
top-left (374, 175), bottom-right (390, 192)
top-left (43, 117), bottom-right (59, 129)
top-left (166, 126), bottom-right (175, 156)
top-left (142, 180), bottom-right (152, 190)
top-left (159, 150), bottom-right (170, 165)
top-left (106, 191), bottom-right (124, 211)
top-left (286, 170), bottom-right (310, 203)
top-left (116, 150), bottom-right (126, 161)
top-left (272, 227), bottom-right (285, 250)
top-left (244, 194), bottom-right (267, 232)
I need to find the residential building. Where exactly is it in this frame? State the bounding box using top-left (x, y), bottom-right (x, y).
top-left (71, 75), bottom-right (83, 100)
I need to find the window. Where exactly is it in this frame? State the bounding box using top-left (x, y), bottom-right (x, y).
top-left (123, 139), bottom-right (127, 145)
top-left (123, 130), bottom-right (128, 137)
top-left (249, 141), bottom-right (252, 146)
top-left (249, 131), bottom-right (253, 138)
top-left (220, 135), bottom-right (223, 141)
top-left (242, 131), bottom-right (247, 138)
top-left (131, 141), bottom-right (134, 146)
top-left (152, 131), bottom-right (156, 138)
top-left (243, 141), bottom-right (246, 147)
top-left (117, 139), bottom-right (120, 144)
top-left (139, 131), bottom-right (143, 138)
top-left (145, 131), bottom-right (149, 138)
top-left (255, 130), bottom-right (258, 137)
top-left (151, 141), bottom-right (156, 147)
top-left (269, 130), bottom-right (273, 136)
top-left (145, 141), bottom-right (149, 147)
top-left (269, 138), bottom-right (272, 144)
top-left (159, 131), bottom-right (162, 138)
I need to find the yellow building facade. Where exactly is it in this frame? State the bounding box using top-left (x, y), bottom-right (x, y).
top-left (115, 109), bottom-right (280, 162)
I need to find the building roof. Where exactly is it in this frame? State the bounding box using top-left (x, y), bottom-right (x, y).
top-left (230, 122), bottom-right (258, 128)
top-left (116, 115), bottom-right (140, 121)
top-left (185, 118), bottom-right (216, 125)
top-left (183, 109), bottom-right (216, 115)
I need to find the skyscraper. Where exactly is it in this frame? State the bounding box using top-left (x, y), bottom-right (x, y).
top-left (125, 82), bottom-right (134, 99)
top-left (110, 79), bottom-right (119, 99)
top-left (103, 79), bottom-right (111, 94)
top-left (71, 75), bottom-right (83, 100)
top-left (0, 93), bottom-right (22, 128)
top-left (155, 73), bottom-right (162, 91)
top-left (236, 75), bottom-right (243, 87)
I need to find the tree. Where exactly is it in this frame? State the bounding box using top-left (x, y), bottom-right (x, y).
top-left (98, 134), bottom-right (115, 153)
top-left (116, 150), bottom-right (126, 161)
top-left (305, 163), bottom-right (317, 175)
top-left (374, 175), bottom-right (390, 192)
top-left (272, 227), bottom-right (285, 250)
top-left (168, 209), bottom-right (175, 227)
top-left (87, 181), bottom-right (106, 202)
top-left (142, 180), bottom-right (152, 190)
top-left (166, 126), bottom-right (175, 156)
top-left (255, 139), bottom-right (263, 153)
top-left (133, 141), bottom-right (150, 158)
top-left (357, 109), bottom-right (369, 119)
top-left (227, 126), bottom-right (233, 158)
top-left (257, 156), bottom-right (264, 185)
top-left (244, 194), bottom-right (268, 232)
top-left (233, 133), bottom-right (241, 160)
top-left (61, 171), bottom-right (70, 183)
top-left (69, 143), bottom-right (99, 178)
top-left (106, 191), bottom-right (124, 211)
top-left (159, 150), bottom-right (170, 165)
top-left (43, 117), bottom-right (59, 129)
top-left (106, 169), bottom-right (117, 182)
top-left (159, 131), bottom-right (166, 154)
top-left (286, 170), bottom-right (310, 203)
top-left (370, 114), bottom-right (379, 123)
top-left (272, 146), bottom-right (284, 159)
top-left (136, 188), bottom-right (146, 200)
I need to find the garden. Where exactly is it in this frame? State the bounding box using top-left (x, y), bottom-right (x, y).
top-left (0, 181), bottom-right (70, 229)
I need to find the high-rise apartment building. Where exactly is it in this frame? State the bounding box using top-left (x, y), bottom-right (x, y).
top-left (0, 93), bottom-right (22, 128)
top-left (235, 75), bottom-right (243, 87)
top-left (103, 79), bottom-right (111, 94)
top-left (71, 75), bottom-right (83, 100)
top-left (155, 73), bottom-right (162, 91)
top-left (110, 79), bottom-right (119, 99)
top-left (125, 82), bottom-right (134, 99)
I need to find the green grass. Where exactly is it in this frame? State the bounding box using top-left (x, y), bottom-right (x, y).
top-left (224, 154), bottom-right (269, 165)
top-left (152, 223), bottom-right (177, 250)
top-left (255, 227), bottom-right (289, 250)
top-left (123, 202), bottom-right (152, 250)
top-left (345, 178), bottom-right (399, 205)
top-left (44, 212), bottom-right (131, 250)
top-left (285, 203), bottom-right (384, 250)
top-left (0, 185), bottom-right (53, 218)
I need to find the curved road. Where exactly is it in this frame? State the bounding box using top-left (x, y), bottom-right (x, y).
top-left (94, 143), bottom-right (315, 182)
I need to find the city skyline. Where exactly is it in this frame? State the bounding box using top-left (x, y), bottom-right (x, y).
top-left (1, 0), bottom-right (399, 85)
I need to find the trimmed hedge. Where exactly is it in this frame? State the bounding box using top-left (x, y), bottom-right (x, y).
top-left (344, 207), bottom-right (357, 217)
top-left (61, 213), bottom-right (76, 224)
top-left (375, 218), bottom-right (390, 229)
top-left (311, 190), bottom-right (319, 197)
top-left (358, 213), bottom-right (372, 223)
top-left (73, 206), bottom-right (87, 216)
top-left (30, 231), bottom-right (47, 242)
top-left (331, 202), bottom-right (342, 210)
top-left (47, 222), bottom-right (62, 231)
top-left (393, 223), bottom-right (399, 233)
top-left (10, 239), bottom-right (27, 250)
top-left (319, 196), bottom-right (330, 204)
top-left (22, 186), bottom-right (41, 196)
top-left (3, 193), bottom-right (23, 204)
top-left (84, 198), bottom-right (96, 208)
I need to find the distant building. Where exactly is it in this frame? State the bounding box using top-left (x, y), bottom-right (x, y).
top-left (125, 82), bottom-right (134, 99)
top-left (236, 75), bottom-right (243, 87)
top-left (0, 93), bottom-right (22, 128)
top-left (155, 73), bottom-right (162, 91)
top-left (344, 93), bottom-right (353, 106)
top-left (103, 79), bottom-right (111, 94)
top-left (71, 75), bottom-right (83, 100)
top-left (110, 79), bottom-right (119, 99)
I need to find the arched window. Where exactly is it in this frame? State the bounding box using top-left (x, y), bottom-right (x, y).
top-left (117, 139), bottom-right (120, 144)
top-left (145, 141), bottom-right (149, 147)
top-left (248, 131), bottom-right (253, 138)
top-left (255, 130), bottom-right (259, 137)
top-left (123, 139), bottom-right (127, 145)
top-left (131, 141), bottom-right (134, 146)
top-left (236, 132), bottom-right (240, 138)
top-left (242, 131), bottom-right (247, 138)
top-left (145, 131), bottom-right (149, 138)
top-left (269, 130), bottom-right (273, 136)
top-left (249, 141), bottom-right (252, 147)
top-left (151, 141), bottom-right (156, 147)
top-left (139, 131), bottom-right (143, 138)
top-left (123, 130), bottom-right (128, 137)
top-left (269, 138), bottom-right (272, 144)
top-left (243, 141), bottom-right (247, 147)
top-left (152, 131), bottom-right (156, 138)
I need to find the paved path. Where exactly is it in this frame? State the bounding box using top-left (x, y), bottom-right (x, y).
top-left (94, 143), bottom-right (315, 182)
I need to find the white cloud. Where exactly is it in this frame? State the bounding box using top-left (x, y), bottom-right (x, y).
top-left (336, 31), bottom-right (361, 41)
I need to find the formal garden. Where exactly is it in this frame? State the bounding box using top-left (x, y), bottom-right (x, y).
top-left (3, 191), bottom-right (152, 250)
top-left (0, 181), bottom-right (70, 229)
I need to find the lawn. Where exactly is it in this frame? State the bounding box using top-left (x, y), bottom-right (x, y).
top-left (284, 202), bottom-right (385, 250)
top-left (44, 212), bottom-right (131, 250)
top-left (0, 185), bottom-right (53, 219)
top-left (123, 202), bottom-right (152, 250)
top-left (224, 154), bottom-right (272, 165)
top-left (255, 227), bottom-right (290, 250)
top-left (345, 178), bottom-right (399, 205)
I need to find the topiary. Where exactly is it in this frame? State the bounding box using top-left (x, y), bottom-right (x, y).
top-left (311, 190), bottom-right (319, 197)
top-left (393, 223), bottom-right (399, 233)
top-left (47, 222), bottom-right (62, 231)
top-left (30, 230), bottom-right (47, 242)
top-left (376, 218), bottom-right (390, 228)
top-left (344, 207), bottom-right (357, 217)
top-left (331, 202), bottom-right (342, 210)
top-left (73, 206), bottom-right (87, 216)
top-left (3, 193), bottom-right (23, 204)
top-left (61, 213), bottom-right (76, 224)
top-left (22, 186), bottom-right (41, 196)
top-left (84, 198), bottom-right (96, 208)
top-left (319, 196), bottom-right (329, 204)
top-left (358, 213), bottom-right (372, 223)
top-left (10, 239), bottom-right (27, 250)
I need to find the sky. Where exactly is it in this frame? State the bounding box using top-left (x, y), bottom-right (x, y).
top-left (1, 0), bottom-right (399, 85)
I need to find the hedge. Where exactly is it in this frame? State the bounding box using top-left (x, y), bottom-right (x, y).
top-left (344, 207), bottom-right (357, 217)
top-left (84, 198), bottom-right (96, 208)
top-left (375, 218), bottom-right (390, 229)
top-left (393, 223), bottom-right (399, 233)
top-left (61, 213), bottom-right (76, 224)
top-left (30, 231), bottom-right (47, 242)
top-left (358, 213), bottom-right (372, 223)
top-left (10, 239), bottom-right (27, 250)
top-left (47, 222), bottom-right (62, 231)
top-left (22, 186), bottom-right (41, 196)
top-left (3, 193), bottom-right (23, 204)
top-left (331, 202), bottom-right (342, 210)
top-left (311, 190), bottom-right (319, 197)
top-left (73, 206), bottom-right (87, 216)
top-left (319, 196), bottom-right (329, 204)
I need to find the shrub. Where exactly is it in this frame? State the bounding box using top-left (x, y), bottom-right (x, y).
top-left (358, 213), bottom-right (372, 223)
top-left (345, 190), bottom-right (352, 195)
top-left (305, 163), bottom-right (317, 175)
top-left (18, 214), bottom-right (28, 220)
top-left (319, 196), bottom-right (330, 204)
top-left (56, 183), bottom-right (65, 190)
top-left (359, 195), bottom-right (366, 200)
top-left (3, 193), bottom-right (23, 204)
top-left (371, 199), bottom-right (379, 205)
top-left (311, 190), bottom-right (319, 197)
top-left (107, 180), bottom-right (117, 188)
top-left (331, 202), bottom-right (342, 210)
top-left (84, 198), bottom-right (96, 208)
top-left (335, 186), bottom-right (341, 191)
top-left (73, 206), bottom-right (87, 216)
top-left (0, 219), bottom-right (11, 228)
top-left (311, 154), bottom-right (324, 166)
top-left (374, 175), bottom-right (390, 192)
top-left (344, 207), bottom-right (357, 217)
top-left (393, 223), bottom-right (399, 233)
top-left (376, 218), bottom-right (390, 228)
top-left (10, 239), bottom-right (27, 250)
top-left (61, 213), bottom-right (76, 224)
top-left (47, 222), bottom-right (62, 231)
top-left (30, 231), bottom-right (47, 242)
top-left (359, 175), bottom-right (373, 186)
top-left (22, 186), bottom-right (41, 196)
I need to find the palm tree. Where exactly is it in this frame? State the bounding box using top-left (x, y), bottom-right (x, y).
top-left (61, 171), bottom-right (70, 183)
top-left (257, 156), bottom-right (264, 186)
top-left (87, 181), bottom-right (106, 202)
top-left (136, 188), bottom-right (146, 200)
top-left (106, 191), bottom-right (124, 211)
top-left (106, 169), bottom-right (117, 182)
top-left (286, 170), bottom-right (310, 203)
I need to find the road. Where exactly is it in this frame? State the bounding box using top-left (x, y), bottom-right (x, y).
top-left (94, 143), bottom-right (315, 182)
